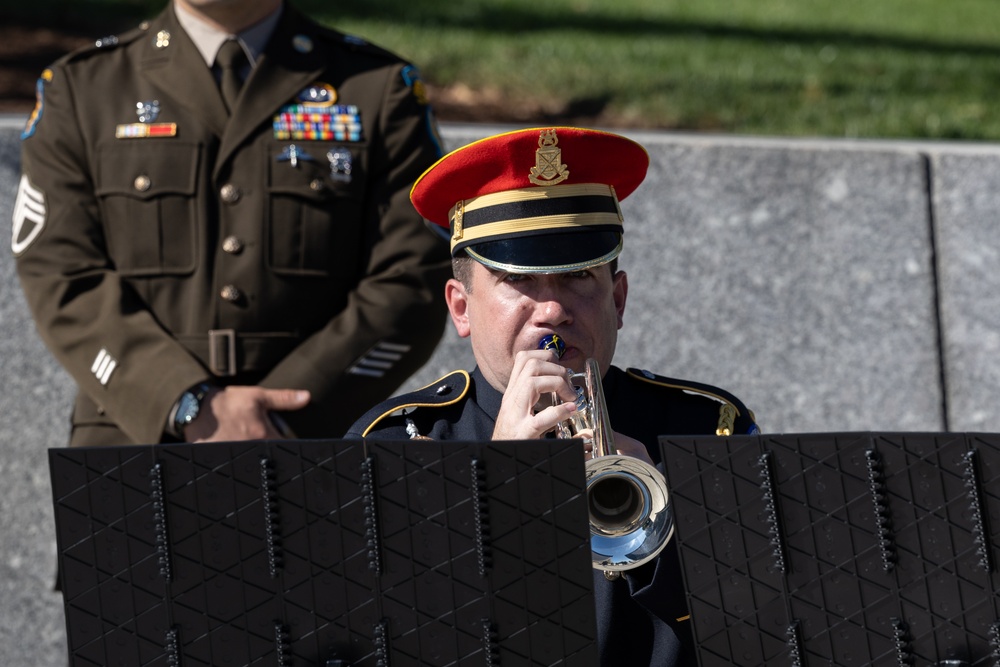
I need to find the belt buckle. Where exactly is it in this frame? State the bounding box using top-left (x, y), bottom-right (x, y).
top-left (209, 329), bottom-right (237, 377)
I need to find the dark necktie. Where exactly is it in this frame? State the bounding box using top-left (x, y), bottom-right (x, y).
top-left (216, 39), bottom-right (246, 113)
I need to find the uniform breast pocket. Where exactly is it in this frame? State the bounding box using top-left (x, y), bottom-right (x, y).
top-left (94, 141), bottom-right (200, 276)
top-left (266, 141), bottom-right (367, 278)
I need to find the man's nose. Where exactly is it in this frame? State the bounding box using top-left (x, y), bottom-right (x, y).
top-left (533, 287), bottom-right (572, 325)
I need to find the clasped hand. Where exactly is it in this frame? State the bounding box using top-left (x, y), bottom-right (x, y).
top-left (183, 385), bottom-right (311, 442)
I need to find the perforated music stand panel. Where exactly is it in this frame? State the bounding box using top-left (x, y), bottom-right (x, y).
top-left (49, 439), bottom-right (598, 667)
top-left (660, 432), bottom-right (1000, 667)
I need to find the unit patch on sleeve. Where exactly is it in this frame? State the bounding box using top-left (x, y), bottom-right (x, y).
top-left (400, 64), bottom-right (443, 156)
top-left (11, 174), bottom-right (47, 255)
top-left (21, 69), bottom-right (53, 140)
top-left (400, 64), bottom-right (430, 106)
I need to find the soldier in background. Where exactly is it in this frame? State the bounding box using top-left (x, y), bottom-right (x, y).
top-left (12, 0), bottom-right (451, 445)
top-left (347, 126), bottom-right (759, 666)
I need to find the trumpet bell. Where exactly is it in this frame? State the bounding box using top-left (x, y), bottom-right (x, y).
top-left (538, 339), bottom-right (676, 577)
top-left (587, 454), bottom-right (674, 571)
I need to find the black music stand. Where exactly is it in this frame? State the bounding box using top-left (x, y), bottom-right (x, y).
top-left (49, 439), bottom-right (598, 667)
top-left (660, 432), bottom-right (1000, 667)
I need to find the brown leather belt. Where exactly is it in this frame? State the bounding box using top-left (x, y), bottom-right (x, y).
top-left (178, 329), bottom-right (300, 377)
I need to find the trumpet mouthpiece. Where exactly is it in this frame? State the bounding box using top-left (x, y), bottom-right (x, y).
top-left (538, 334), bottom-right (566, 359)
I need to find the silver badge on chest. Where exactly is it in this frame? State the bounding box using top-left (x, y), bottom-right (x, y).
top-left (327, 148), bottom-right (353, 183)
top-left (136, 100), bottom-right (160, 123)
top-left (276, 144), bottom-right (315, 169)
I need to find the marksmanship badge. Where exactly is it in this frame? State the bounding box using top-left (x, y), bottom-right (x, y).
top-left (327, 148), bottom-right (353, 182)
top-left (528, 129), bottom-right (569, 186)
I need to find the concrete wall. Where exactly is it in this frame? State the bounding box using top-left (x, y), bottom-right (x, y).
top-left (4, 115), bottom-right (1000, 662)
top-left (409, 125), bottom-right (1000, 436)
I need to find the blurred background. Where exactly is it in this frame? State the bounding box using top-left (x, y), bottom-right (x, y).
top-left (3, 0), bottom-right (1000, 138)
top-left (4, 2), bottom-right (1000, 664)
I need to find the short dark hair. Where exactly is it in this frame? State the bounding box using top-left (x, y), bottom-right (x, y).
top-left (452, 255), bottom-right (475, 290)
top-left (451, 254), bottom-right (619, 292)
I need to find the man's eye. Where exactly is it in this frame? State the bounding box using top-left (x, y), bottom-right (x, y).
top-left (504, 273), bottom-right (528, 283)
top-left (566, 270), bottom-right (591, 279)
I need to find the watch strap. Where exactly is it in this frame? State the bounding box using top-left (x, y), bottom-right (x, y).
top-left (167, 382), bottom-right (213, 438)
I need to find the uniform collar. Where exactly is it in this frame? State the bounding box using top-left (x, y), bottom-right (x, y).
top-left (173, 1), bottom-right (283, 68)
top-left (470, 368), bottom-right (505, 422)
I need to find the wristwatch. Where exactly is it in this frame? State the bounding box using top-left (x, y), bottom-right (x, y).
top-left (171, 383), bottom-right (212, 437)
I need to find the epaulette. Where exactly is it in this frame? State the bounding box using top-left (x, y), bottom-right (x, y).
top-left (358, 370), bottom-right (470, 437)
top-left (56, 21), bottom-right (149, 67)
top-left (625, 368), bottom-right (758, 436)
top-left (304, 19), bottom-right (402, 61)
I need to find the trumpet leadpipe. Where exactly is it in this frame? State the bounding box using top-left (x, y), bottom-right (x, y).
top-left (538, 336), bottom-right (675, 576)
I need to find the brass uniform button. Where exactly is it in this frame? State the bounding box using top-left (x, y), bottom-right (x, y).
top-left (222, 236), bottom-right (244, 254)
top-left (220, 183), bottom-right (241, 203)
top-left (133, 175), bottom-right (151, 192)
top-left (220, 284), bottom-right (242, 302)
top-left (309, 179), bottom-right (324, 191)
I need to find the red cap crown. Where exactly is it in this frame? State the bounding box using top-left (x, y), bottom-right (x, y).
top-left (411, 127), bottom-right (649, 273)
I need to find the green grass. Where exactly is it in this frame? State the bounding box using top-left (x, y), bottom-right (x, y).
top-left (16, 0), bottom-right (1000, 139)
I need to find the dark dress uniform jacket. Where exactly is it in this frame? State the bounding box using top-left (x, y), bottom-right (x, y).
top-left (346, 364), bottom-right (759, 667)
top-left (13, 5), bottom-right (452, 445)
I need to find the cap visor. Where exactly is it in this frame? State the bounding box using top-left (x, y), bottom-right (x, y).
top-left (463, 230), bottom-right (622, 274)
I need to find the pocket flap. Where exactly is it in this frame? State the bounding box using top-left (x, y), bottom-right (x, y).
top-left (95, 140), bottom-right (200, 200)
top-left (267, 142), bottom-right (366, 200)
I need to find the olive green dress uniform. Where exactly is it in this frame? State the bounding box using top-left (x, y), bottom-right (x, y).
top-left (12, 4), bottom-right (452, 446)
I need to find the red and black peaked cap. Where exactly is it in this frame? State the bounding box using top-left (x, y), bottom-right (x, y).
top-left (410, 127), bottom-right (650, 274)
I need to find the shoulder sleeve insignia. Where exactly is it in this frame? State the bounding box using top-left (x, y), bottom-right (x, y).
top-left (399, 64), bottom-right (443, 156)
top-left (359, 370), bottom-right (470, 437)
top-left (21, 69), bottom-right (52, 140)
top-left (400, 64), bottom-right (430, 106)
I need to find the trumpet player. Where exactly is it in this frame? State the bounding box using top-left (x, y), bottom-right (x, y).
top-left (347, 127), bottom-right (759, 667)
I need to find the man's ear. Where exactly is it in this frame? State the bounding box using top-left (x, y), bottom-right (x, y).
top-left (613, 270), bottom-right (628, 330)
top-left (445, 278), bottom-right (472, 338)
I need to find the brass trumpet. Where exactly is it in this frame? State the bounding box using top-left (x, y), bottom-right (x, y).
top-left (539, 336), bottom-right (675, 580)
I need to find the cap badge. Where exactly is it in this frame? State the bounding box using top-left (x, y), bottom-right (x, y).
top-left (528, 129), bottom-right (569, 186)
top-left (136, 100), bottom-right (160, 123)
